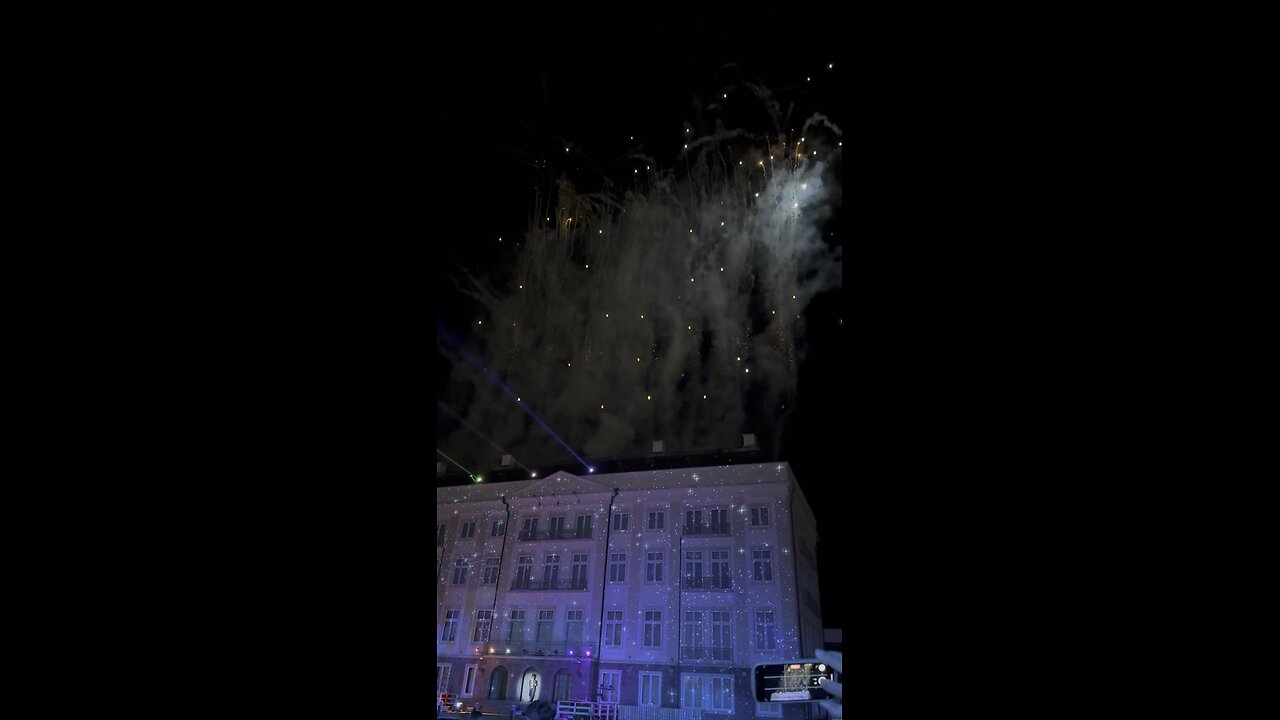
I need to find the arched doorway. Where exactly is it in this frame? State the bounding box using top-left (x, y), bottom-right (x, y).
top-left (489, 666), bottom-right (509, 700)
top-left (519, 667), bottom-right (540, 702)
top-left (553, 669), bottom-right (572, 702)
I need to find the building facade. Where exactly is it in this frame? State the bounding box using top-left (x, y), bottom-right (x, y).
top-left (436, 462), bottom-right (824, 720)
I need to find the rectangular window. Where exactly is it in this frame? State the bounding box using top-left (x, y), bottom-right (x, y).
top-left (750, 506), bottom-right (769, 526)
top-left (442, 609), bottom-right (460, 641)
top-left (710, 676), bottom-right (733, 713)
top-left (460, 521), bottom-right (476, 539)
top-left (754, 610), bottom-right (778, 650)
top-left (752, 549), bottom-right (773, 582)
top-left (549, 516), bottom-right (567, 539)
top-left (463, 664), bottom-right (478, 697)
top-left (685, 509), bottom-right (703, 533)
top-left (643, 611), bottom-right (662, 647)
top-left (639, 672), bottom-right (662, 706)
top-left (537, 609), bottom-right (555, 642)
top-left (451, 557), bottom-right (469, 585)
top-left (599, 670), bottom-right (621, 704)
top-left (515, 556), bottom-right (533, 588)
top-left (491, 519), bottom-right (506, 537)
top-left (609, 553), bottom-right (626, 582)
top-left (507, 609), bottom-right (526, 641)
top-left (647, 510), bottom-right (665, 530)
top-left (710, 610), bottom-right (731, 659)
top-left (710, 550), bottom-right (730, 589)
top-left (604, 610), bottom-right (623, 646)
top-left (482, 557), bottom-right (500, 584)
top-left (474, 610), bottom-right (494, 642)
top-left (682, 675), bottom-right (703, 710)
top-left (566, 609), bottom-right (584, 642)
top-left (438, 665), bottom-right (451, 695)
top-left (708, 507), bottom-right (729, 534)
top-left (543, 554), bottom-right (561, 585)
top-left (612, 512), bottom-right (630, 531)
top-left (575, 514), bottom-right (593, 538)
top-left (682, 610), bottom-right (703, 658)
top-left (684, 550), bottom-right (703, 587)
top-left (756, 703), bottom-right (782, 717)
top-left (437, 524), bottom-right (447, 546)
top-left (571, 553), bottom-right (588, 587)
top-left (646, 551), bottom-right (664, 583)
top-left (521, 517), bottom-right (538, 540)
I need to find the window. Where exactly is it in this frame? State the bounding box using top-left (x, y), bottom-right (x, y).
top-left (489, 666), bottom-right (508, 700)
top-left (549, 516), bottom-right (567, 539)
top-left (442, 609), bottom-right (460, 641)
top-left (604, 610), bottom-right (623, 647)
top-left (537, 609), bottom-right (555, 642)
top-left (708, 507), bottom-right (730, 534)
top-left (543, 554), bottom-right (560, 585)
top-left (571, 553), bottom-right (588, 587)
top-left (752, 549), bottom-right (773, 582)
top-left (482, 557), bottom-right (500, 584)
top-left (612, 512), bottom-right (630, 531)
top-left (754, 610), bottom-right (777, 650)
top-left (460, 521), bottom-right (476, 539)
top-left (438, 664), bottom-right (451, 695)
top-left (681, 675), bottom-right (702, 710)
top-left (609, 553), bottom-right (626, 582)
top-left (566, 609), bottom-right (584, 642)
top-left (462, 664), bottom-right (478, 697)
top-left (491, 519), bottom-right (506, 537)
top-left (756, 703), bottom-right (782, 717)
top-left (599, 670), bottom-right (621, 704)
top-left (437, 524), bottom-right (447, 546)
top-left (647, 510), bottom-right (665, 530)
top-left (639, 672), bottom-right (662, 706)
top-left (685, 509), bottom-right (703, 533)
top-left (643, 611), bottom-right (662, 647)
top-left (646, 551), bottom-right (664, 583)
top-left (451, 557), bottom-right (469, 585)
top-left (554, 669), bottom-right (572, 702)
top-left (710, 676), bottom-right (733, 712)
top-left (515, 556), bottom-right (533, 588)
top-left (682, 611), bottom-right (703, 658)
top-left (710, 610), bottom-right (731, 658)
top-left (507, 609), bottom-right (526, 641)
top-left (575, 514), bottom-right (593, 538)
top-left (521, 517), bottom-right (538, 540)
top-left (750, 506), bottom-right (770, 526)
top-left (684, 551), bottom-right (703, 585)
top-left (710, 550), bottom-right (730, 589)
top-left (474, 610), bottom-right (494, 642)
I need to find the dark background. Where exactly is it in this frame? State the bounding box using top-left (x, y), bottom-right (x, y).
top-left (114, 12), bottom-right (1161, 712)
top-left (434, 15), bottom-right (847, 631)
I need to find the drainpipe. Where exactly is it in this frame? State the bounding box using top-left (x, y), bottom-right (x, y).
top-left (494, 495), bottom-right (512, 639)
top-left (595, 488), bottom-right (620, 702)
top-left (789, 480), bottom-right (805, 657)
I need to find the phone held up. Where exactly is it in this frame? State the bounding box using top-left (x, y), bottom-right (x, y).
top-left (753, 660), bottom-right (840, 703)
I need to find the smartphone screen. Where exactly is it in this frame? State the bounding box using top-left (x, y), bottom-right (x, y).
top-left (753, 661), bottom-right (840, 702)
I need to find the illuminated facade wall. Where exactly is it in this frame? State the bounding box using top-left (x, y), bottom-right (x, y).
top-left (437, 462), bottom-right (823, 719)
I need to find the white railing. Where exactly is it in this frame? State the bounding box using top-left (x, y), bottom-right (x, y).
top-left (556, 700), bottom-right (619, 720)
top-left (615, 705), bottom-right (682, 720)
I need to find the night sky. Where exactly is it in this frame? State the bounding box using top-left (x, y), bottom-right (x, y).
top-left (435, 16), bottom-right (846, 630)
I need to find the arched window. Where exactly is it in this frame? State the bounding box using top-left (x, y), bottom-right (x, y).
top-left (553, 669), bottom-right (572, 702)
top-left (489, 666), bottom-right (508, 700)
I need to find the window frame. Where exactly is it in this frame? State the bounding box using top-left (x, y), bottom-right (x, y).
top-left (638, 671), bottom-right (662, 706)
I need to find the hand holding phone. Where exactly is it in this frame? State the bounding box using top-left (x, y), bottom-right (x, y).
top-left (752, 655), bottom-right (842, 703)
top-left (813, 649), bottom-right (842, 719)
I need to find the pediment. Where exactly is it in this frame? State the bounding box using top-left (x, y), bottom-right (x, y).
top-left (509, 471), bottom-right (611, 498)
